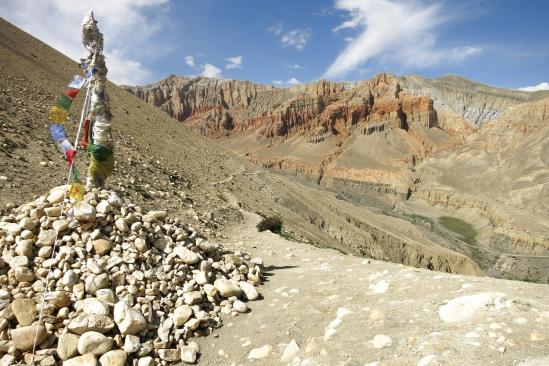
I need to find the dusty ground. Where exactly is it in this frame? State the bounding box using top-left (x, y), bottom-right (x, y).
top-left (194, 210), bottom-right (549, 366)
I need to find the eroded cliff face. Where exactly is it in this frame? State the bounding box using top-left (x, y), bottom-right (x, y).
top-left (125, 73), bottom-right (467, 201)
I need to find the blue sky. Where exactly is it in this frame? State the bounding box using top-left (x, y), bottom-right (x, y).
top-left (1, 0), bottom-right (548, 90)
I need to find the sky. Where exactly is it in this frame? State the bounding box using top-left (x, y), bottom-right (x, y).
top-left (1, 0), bottom-right (548, 90)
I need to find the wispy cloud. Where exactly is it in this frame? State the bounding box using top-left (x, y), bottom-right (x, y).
top-left (0, 0), bottom-right (170, 85)
top-left (281, 29), bottom-right (312, 51)
top-left (225, 56), bottom-right (243, 69)
top-left (272, 78), bottom-right (301, 86)
top-left (269, 22), bottom-right (311, 51)
top-left (201, 63), bottom-right (222, 78)
top-left (284, 62), bottom-right (303, 69)
top-left (184, 55), bottom-right (197, 69)
top-left (519, 82), bottom-right (549, 92)
top-left (324, 0), bottom-right (482, 79)
top-left (268, 22), bottom-right (284, 36)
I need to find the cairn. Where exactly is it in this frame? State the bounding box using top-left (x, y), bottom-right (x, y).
top-left (0, 186), bottom-right (262, 365)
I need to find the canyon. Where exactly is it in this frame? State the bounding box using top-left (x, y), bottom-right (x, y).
top-left (125, 73), bottom-right (549, 282)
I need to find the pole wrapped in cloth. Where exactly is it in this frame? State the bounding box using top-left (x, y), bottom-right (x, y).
top-left (81, 11), bottom-right (114, 188)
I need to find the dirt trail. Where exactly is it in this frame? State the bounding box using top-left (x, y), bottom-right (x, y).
top-left (193, 210), bottom-right (549, 366)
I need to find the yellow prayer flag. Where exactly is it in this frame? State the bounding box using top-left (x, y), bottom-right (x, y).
top-left (68, 182), bottom-right (85, 202)
top-left (48, 106), bottom-right (68, 124)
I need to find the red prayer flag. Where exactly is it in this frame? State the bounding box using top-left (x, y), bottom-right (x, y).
top-left (65, 149), bottom-right (77, 166)
top-left (64, 88), bottom-right (79, 99)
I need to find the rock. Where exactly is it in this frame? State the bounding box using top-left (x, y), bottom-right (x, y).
top-left (14, 266), bottom-right (35, 282)
top-left (233, 300), bottom-right (248, 313)
top-left (173, 247), bottom-right (200, 264)
top-left (123, 334), bottom-right (140, 353)
top-left (68, 313), bottom-right (116, 334)
top-left (62, 270), bottom-right (79, 286)
top-left (0, 222), bottom-right (21, 236)
top-left (11, 298), bottom-right (36, 326)
top-left (47, 188), bottom-right (66, 203)
top-left (214, 278), bottom-right (242, 298)
top-left (45, 206), bottom-right (62, 217)
top-left (518, 358), bottom-right (549, 366)
top-left (15, 239), bottom-right (34, 257)
top-left (281, 339), bottom-right (300, 363)
top-left (57, 333), bottom-right (80, 360)
top-left (238, 281), bottom-right (259, 301)
top-left (10, 325), bottom-right (47, 350)
top-left (180, 342), bottom-right (199, 364)
top-left (158, 349), bottom-right (180, 361)
top-left (153, 236), bottom-right (169, 251)
top-left (85, 274), bottom-right (109, 295)
top-left (137, 356), bottom-right (154, 366)
top-left (53, 219), bottom-right (69, 232)
top-left (142, 211), bottom-right (167, 223)
top-left (19, 217), bottom-right (36, 230)
top-left (248, 344), bottom-right (272, 359)
top-left (82, 297), bottom-right (109, 315)
top-left (183, 291), bottom-right (202, 305)
top-left (0, 354), bottom-right (15, 366)
top-left (63, 353), bottom-right (98, 366)
top-left (44, 290), bottom-right (71, 308)
top-left (113, 301), bottom-right (147, 335)
top-left (37, 229), bottom-right (57, 247)
top-left (74, 202), bottom-right (96, 222)
top-left (99, 350), bottom-right (127, 366)
top-left (134, 238), bottom-right (148, 252)
top-left (77, 331), bottom-right (113, 355)
top-left (371, 334), bottom-right (392, 349)
top-left (96, 200), bottom-right (111, 214)
top-left (10, 255), bottom-right (29, 267)
top-left (114, 219), bottom-right (129, 233)
top-left (93, 239), bottom-right (114, 255)
top-left (439, 293), bottom-right (506, 323)
top-left (95, 289), bottom-right (116, 305)
top-left (194, 271), bottom-right (209, 285)
top-left (173, 305), bottom-right (193, 327)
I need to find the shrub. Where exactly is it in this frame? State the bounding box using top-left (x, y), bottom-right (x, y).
top-left (257, 215), bottom-right (282, 233)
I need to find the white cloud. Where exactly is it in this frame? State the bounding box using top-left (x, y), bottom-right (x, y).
top-left (201, 63), bottom-right (222, 78)
top-left (281, 29), bottom-right (312, 51)
top-left (268, 22), bottom-right (284, 36)
top-left (284, 62), bottom-right (303, 69)
top-left (184, 55), bottom-right (197, 69)
top-left (0, 0), bottom-right (169, 85)
top-left (324, 0), bottom-right (482, 79)
top-left (272, 78), bottom-right (301, 86)
top-left (519, 82), bottom-right (549, 92)
top-left (287, 77), bottom-right (301, 85)
top-left (225, 56), bottom-right (243, 69)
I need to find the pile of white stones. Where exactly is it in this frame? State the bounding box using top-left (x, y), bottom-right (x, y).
top-left (0, 186), bottom-right (262, 365)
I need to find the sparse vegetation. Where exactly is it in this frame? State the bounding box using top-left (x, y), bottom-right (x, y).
top-left (438, 216), bottom-right (477, 245)
top-left (257, 215), bottom-right (283, 233)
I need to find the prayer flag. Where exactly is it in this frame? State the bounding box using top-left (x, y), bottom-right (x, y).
top-left (64, 88), bottom-right (79, 99)
top-left (68, 182), bottom-right (85, 201)
top-left (68, 75), bottom-right (86, 89)
top-left (49, 124), bottom-right (66, 141)
top-left (48, 106), bottom-right (68, 123)
top-left (56, 95), bottom-right (73, 111)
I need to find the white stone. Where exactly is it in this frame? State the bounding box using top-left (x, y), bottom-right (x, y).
top-left (439, 292), bottom-right (506, 323)
top-left (173, 246), bottom-right (200, 264)
top-left (63, 353), bottom-right (98, 366)
top-left (233, 300), bottom-right (248, 313)
top-left (418, 355), bottom-right (437, 366)
top-left (113, 301), bottom-right (147, 335)
top-left (281, 339), bottom-right (300, 363)
top-left (173, 305), bottom-right (193, 327)
top-left (371, 334), bottom-right (392, 349)
top-left (82, 297), bottom-right (109, 316)
top-left (123, 334), bottom-right (141, 353)
top-left (238, 281), bottom-right (259, 301)
top-left (372, 280), bottom-right (389, 294)
top-left (74, 202), bottom-right (96, 222)
top-left (214, 278), bottom-right (242, 298)
top-left (248, 344), bottom-right (272, 359)
top-left (99, 350), bottom-right (127, 366)
top-left (77, 331), bottom-right (113, 355)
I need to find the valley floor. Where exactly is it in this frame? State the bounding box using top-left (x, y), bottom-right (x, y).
top-left (195, 210), bottom-right (549, 366)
